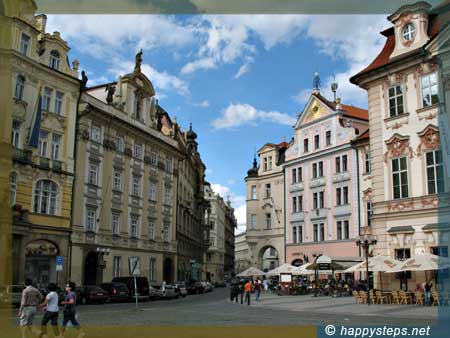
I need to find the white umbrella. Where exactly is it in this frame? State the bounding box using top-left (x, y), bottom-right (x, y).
top-left (293, 263), bottom-right (315, 275)
top-left (344, 255), bottom-right (400, 273)
top-left (386, 253), bottom-right (450, 273)
top-left (236, 267), bottom-right (265, 277)
top-left (265, 263), bottom-right (297, 276)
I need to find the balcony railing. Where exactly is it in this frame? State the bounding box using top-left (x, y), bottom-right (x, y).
top-left (12, 148), bottom-right (32, 164)
top-left (52, 160), bottom-right (62, 172)
top-left (39, 157), bottom-right (50, 169)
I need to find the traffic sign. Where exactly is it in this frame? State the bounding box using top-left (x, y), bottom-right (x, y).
top-left (128, 256), bottom-right (140, 276)
top-left (56, 256), bottom-right (63, 271)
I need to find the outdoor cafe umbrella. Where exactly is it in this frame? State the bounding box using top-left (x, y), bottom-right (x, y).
top-left (293, 263), bottom-right (315, 275)
top-left (265, 263), bottom-right (297, 276)
top-left (343, 255), bottom-right (400, 290)
top-left (386, 253), bottom-right (450, 272)
top-left (236, 267), bottom-right (265, 278)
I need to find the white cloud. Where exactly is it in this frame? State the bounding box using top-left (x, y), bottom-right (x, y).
top-left (196, 100), bottom-right (210, 107)
top-left (234, 204), bottom-right (247, 234)
top-left (234, 62), bottom-right (251, 79)
top-left (180, 57), bottom-right (216, 75)
top-left (210, 183), bottom-right (246, 230)
top-left (212, 103), bottom-right (296, 129)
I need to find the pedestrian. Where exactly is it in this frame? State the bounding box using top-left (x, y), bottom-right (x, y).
top-left (232, 282), bottom-right (240, 303)
top-left (263, 279), bottom-right (268, 293)
top-left (19, 278), bottom-right (43, 338)
top-left (423, 280), bottom-right (433, 305)
top-left (38, 283), bottom-right (60, 338)
top-left (59, 282), bottom-right (85, 338)
top-left (244, 280), bottom-right (252, 305)
top-left (254, 279), bottom-right (261, 301)
top-left (239, 280), bottom-right (245, 304)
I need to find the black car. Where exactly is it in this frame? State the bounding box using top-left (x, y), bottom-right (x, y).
top-left (111, 277), bottom-right (150, 301)
top-left (100, 282), bottom-right (129, 302)
top-left (75, 286), bottom-right (109, 304)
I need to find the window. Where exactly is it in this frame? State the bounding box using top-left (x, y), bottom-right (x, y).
top-left (135, 97), bottom-right (142, 120)
top-left (150, 151), bottom-right (158, 166)
top-left (326, 131), bottom-right (331, 146)
top-left (91, 125), bottom-right (101, 143)
top-left (313, 163), bottom-right (318, 178)
top-left (365, 151), bottom-right (371, 174)
top-left (130, 217), bottom-right (139, 238)
top-left (337, 221), bottom-right (342, 240)
top-left (134, 143), bottom-right (143, 160)
top-left (402, 23), bottom-right (416, 41)
top-left (149, 258), bottom-right (156, 281)
top-left (268, 156), bottom-right (273, 170)
top-left (270, 248), bottom-right (276, 256)
top-left (292, 226), bottom-right (297, 244)
top-left (112, 213), bottom-right (120, 235)
top-left (164, 186), bottom-right (172, 205)
top-left (20, 33), bottom-right (30, 55)
top-left (343, 186), bottom-right (349, 204)
top-left (367, 201), bottom-right (373, 227)
top-left (313, 192), bottom-right (318, 209)
top-left (335, 157), bottom-right (341, 173)
top-left (421, 72), bottom-right (439, 107)
top-left (344, 220), bottom-right (349, 239)
top-left (251, 185), bottom-right (257, 199)
top-left (336, 187), bottom-right (342, 205)
top-left (426, 150), bottom-right (445, 194)
top-left (43, 87), bottom-right (52, 111)
top-left (319, 223), bottom-right (325, 241)
top-left (319, 191), bottom-right (324, 209)
top-left (34, 180), bottom-right (58, 215)
top-left (210, 221), bottom-right (215, 230)
top-left (265, 183), bottom-right (271, 199)
top-left (148, 221), bottom-right (155, 240)
top-left (163, 223), bottom-right (170, 242)
top-left (115, 135), bottom-right (124, 153)
top-left (342, 155), bottom-right (347, 172)
top-left (88, 163), bottom-right (98, 185)
top-left (395, 248), bottom-right (411, 261)
top-left (15, 75), bottom-right (25, 100)
top-left (209, 235), bottom-right (215, 247)
top-left (113, 256), bottom-right (121, 278)
top-left (51, 134), bottom-right (61, 160)
top-left (388, 85), bottom-right (404, 117)
top-left (54, 91), bottom-right (64, 115)
top-left (149, 181), bottom-right (157, 201)
top-left (11, 172), bottom-right (17, 206)
top-left (263, 157), bottom-right (268, 171)
top-left (164, 157), bottom-right (173, 173)
top-left (49, 50), bottom-right (60, 70)
top-left (304, 138), bottom-right (309, 153)
top-left (38, 130), bottom-right (48, 157)
top-left (86, 207), bottom-right (96, 231)
top-left (298, 226), bottom-right (303, 243)
top-left (250, 214), bottom-right (257, 229)
top-left (265, 213), bottom-right (271, 229)
top-left (12, 120), bottom-right (21, 148)
top-left (319, 161), bottom-right (323, 177)
top-left (292, 196), bottom-right (297, 213)
top-left (132, 175), bottom-right (141, 197)
top-left (292, 168), bottom-right (297, 184)
top-left (298, 195), bottom-right (303, 212)
top-left (392, 157), bottom-right (409, 199)
top-left (313, 224), bottom-right (318, 242)
top-left (113, 171), bottom-right (122, 191)
top-left (314, 135), bottom-right (320, 149)
top-left (298, 167), bottom-right (302, 182)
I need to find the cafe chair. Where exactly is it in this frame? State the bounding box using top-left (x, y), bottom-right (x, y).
top-left (399, 290), bottom-right (412, 304)
top-left (414, 292), bottom-right (424, 306)
top-left (391, 290), bottom-right (401, 305)
top-left (359, 290), bottom-right (368, 304)
top-left (375, 290), bottom-right (388, 304)
top-left (352, 291), bottom-right (362, 304)
top-left (432, 291), bottom-right (440, 306)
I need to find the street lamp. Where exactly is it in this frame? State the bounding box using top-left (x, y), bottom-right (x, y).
top-left (355, 234), bottom-right (377, 305)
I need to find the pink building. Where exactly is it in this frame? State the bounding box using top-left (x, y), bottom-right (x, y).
top-left (284, 86), bottom-right (368, 270)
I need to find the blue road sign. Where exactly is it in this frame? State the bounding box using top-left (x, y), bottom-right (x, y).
top-left (56, 256), bottom-right (63, 265)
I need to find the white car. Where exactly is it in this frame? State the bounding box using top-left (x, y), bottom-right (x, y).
top-left (153, 284), bottom-right (177, 299)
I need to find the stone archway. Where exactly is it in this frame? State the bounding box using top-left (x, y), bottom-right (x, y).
top-left (24, 239), bottom-right (59, 287)
top-left (258, 246), bottom-right (279, 273)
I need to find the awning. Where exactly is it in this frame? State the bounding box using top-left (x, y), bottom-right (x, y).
top-left (387, 226), bottom-right (415, 234)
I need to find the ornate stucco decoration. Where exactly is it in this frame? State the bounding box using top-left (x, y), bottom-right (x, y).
top-left (387, 199), bottom-right (414, 212)
top-left (363, 188), bottom-right (372, 201)
top-left (416, 125), bottom-right (439, 156)
top-left (383, 134), bottom-right (414, 163)
top-left (421, 196), bottom-right (438, 208)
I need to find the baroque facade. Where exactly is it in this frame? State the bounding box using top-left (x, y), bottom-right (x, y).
top-left (350, 1), bottom-right (450, 290)
top-left (9, 9), bottom-right (80, 287)
top-left (224, 200), bottom-right (237, 280)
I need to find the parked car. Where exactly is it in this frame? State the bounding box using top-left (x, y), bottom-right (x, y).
top-left (111, 277), bottom-right (150, 301)
top-left (173, 282), bottom-right (187, 297)
top-left (153, 284), bottom-right (177, 299)
top-left (0, 285), bottom-right (23, 307)
top-left (215, 280), bottom-right (226, 288)
top-left (100, 282), bottom-right (129, 303)
top-left (75, 286), bottom-right (108, 304)
top-left (39, 286), bottom-right (65, 303)
top-left (185, 281), bottom-right (201, 295)
top-left (201, 281), bottom-right (213, 292)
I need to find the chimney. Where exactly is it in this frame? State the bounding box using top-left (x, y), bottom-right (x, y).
top-left (34, 14), bottom-right (47, 33)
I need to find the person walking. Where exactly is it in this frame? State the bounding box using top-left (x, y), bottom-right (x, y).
top-left (59, 282), bottom-right (85, 338)
top-left (231, 281), bottom-right (240, 303)
top-left (19, 279), bottom-right (43, 338)
top-left (254, 279), bottom-right (261, 301)
top-left (239, 280), bottom-right (245, 304)
top-left (38, 283), bottom-right (60, 338)
top-left (423, 280), bottom-right (433, 306)
top-left (263, 278), bottom-right (269, 293)
top-left (244, 280), bottom-right (252, 305)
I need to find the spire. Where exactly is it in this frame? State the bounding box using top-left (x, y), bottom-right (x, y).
top-left (313, 71), bottom-right (320, 93)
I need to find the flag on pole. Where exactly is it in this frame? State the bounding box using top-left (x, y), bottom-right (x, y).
top-left (28, 91), bottom-right (42, 148)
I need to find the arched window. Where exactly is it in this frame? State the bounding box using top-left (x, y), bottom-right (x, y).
top-left (34, 179), bottom-right (58, 215)
top-left (15, 75), bottom-right (25, 100)
top-left (50, 50), bottom-right (60, 70)
top-left (11, 172), bottom-right (17, 206)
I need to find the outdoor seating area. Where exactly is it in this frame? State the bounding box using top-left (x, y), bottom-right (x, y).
top-left (351, 289), bottom-right (450, 306)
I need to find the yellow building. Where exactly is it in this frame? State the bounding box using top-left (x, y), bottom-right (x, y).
top-left (70, 53), bottom-right (183, 285)
top-left (9, 6), bottom-right (80, 286)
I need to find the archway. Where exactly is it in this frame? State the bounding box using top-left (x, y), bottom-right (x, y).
top-left (259, 246), bottom-right (279, 272)
top-left (84, 251), bottom-right (98, 285)
top-left (24, 240), bottom-right (58, 287)
top-left (291, 259), bottom-right (304, 267)
top-left (163, 257), bottom-right (173, 283)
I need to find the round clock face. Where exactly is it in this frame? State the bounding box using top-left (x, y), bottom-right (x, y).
top-left (402, 23), bottom-right (416, 41)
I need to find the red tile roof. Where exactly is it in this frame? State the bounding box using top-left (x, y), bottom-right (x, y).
top-left (278, 141), bottom-right (289, 149)
top-left (311, 92), bottom-right (368, 121)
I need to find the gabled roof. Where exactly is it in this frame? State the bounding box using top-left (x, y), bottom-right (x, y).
top-left (310, 93), bottom-right (368, 120)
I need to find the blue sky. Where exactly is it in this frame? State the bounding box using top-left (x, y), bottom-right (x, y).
top-left (47, 14), bottom-right (389, 232)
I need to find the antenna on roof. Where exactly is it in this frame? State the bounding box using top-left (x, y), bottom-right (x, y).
top-left (331, 75), bottom-right (338, 102)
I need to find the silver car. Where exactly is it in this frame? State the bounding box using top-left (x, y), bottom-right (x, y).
top-left (153, 284), bottom-right (177, 299)
top-left (173, 283), bottom-right (187, 297)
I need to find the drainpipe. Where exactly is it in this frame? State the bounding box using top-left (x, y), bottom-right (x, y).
top-left (351, 143), bottom-right (362, 258)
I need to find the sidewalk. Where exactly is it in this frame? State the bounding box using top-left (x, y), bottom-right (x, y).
top-left (248, 293), bottom-right (440, 320)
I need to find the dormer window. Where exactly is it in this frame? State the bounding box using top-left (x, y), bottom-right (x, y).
top-left (402, 23), bottom-right (416, 41)
top-left (50, 50), bottom-right (60, 70)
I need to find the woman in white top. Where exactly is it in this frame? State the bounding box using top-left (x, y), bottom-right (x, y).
top-left (38, 283), bottom-right (60, 338)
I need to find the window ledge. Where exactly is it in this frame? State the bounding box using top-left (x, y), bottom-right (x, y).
top-left (384, 112), bottom-right (409, 123)
top-left (416, 103), bottom-right (439, 114)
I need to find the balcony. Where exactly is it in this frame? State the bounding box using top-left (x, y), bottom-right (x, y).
top-left (309, 177), bottom-right (326, 189)
top-left (290, 182), bottom-right (304, 193)
top-left (12, 148), bottom-right (32, 164)
top-left (52, 160), bottom-right (62, 172)
top-left (310, 208), bottom-right (327, 220)
top-left (39, 157), bottom-right (50, 169)
top-left (290, 212), bottom-right (305, 222)
top-left (332, 172), bottom-right (350, 184)
top-left (334, 204), bottom-right (351, 217)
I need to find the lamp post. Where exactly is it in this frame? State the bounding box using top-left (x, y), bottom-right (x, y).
top-left (355, 234), bottom-right (377, 305)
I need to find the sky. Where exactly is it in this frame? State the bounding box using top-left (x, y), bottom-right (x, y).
top-left (46, 14), bottom-right (390, 233)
